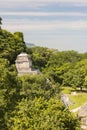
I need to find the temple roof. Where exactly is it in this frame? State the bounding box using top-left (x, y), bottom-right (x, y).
top-left (17, 52), bottom-right (28, 57)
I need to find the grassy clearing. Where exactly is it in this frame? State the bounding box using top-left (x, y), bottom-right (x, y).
top-left (61, 86), bottom-right (74, 94)
top-left (62, 87), bottom-right (87, 110)
top-left (69, 93), bottom-right (87, 110)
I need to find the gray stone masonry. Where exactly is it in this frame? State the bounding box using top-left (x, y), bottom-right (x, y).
top-left (15, 52), bottom-right (40, 76)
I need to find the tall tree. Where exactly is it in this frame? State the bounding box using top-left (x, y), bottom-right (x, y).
top-left (0, 17), bottom-right (2, 25)
top-left (0, 17), bottom-right (2, 31)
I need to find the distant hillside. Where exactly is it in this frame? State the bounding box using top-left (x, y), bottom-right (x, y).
top-left (26, 42), bottom-right (35, 47)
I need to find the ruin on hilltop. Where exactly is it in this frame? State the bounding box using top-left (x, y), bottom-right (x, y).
top-left (15, 52), bottom-right (40, 76)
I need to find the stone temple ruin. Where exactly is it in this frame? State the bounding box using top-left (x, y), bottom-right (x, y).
top-left (78, 103), bottom-right (87, 128)
top-left (15, 52), bottom-right (40, 76)
top-left (61, 94), bottom-right (73, 108)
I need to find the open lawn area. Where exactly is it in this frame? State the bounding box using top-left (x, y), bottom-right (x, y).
top-left (62, 87), bottom-right (87, 110)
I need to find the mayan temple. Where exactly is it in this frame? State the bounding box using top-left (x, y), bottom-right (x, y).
top-left (15, 52), bottom-right (40, 76)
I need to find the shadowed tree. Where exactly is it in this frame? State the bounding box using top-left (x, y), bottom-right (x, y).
top-left (0, 17), bottom-right (2, 24)
top-left (0, 17), bottom-right (2, 31)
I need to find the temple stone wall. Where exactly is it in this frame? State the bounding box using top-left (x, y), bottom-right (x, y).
top-left (15, 52), bottom-right (40, 76)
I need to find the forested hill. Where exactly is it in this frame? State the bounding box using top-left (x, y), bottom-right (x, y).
top-left (0, 29), bottom-right (26, 63)
top-left (0, 26), bottom-right (85, 129)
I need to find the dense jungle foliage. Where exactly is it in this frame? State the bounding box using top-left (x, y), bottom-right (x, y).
top-left (0, 20), bottom-right (85, 129)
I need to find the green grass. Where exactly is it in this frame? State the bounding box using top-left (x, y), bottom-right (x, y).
top-left (62, 87), bottom-right (87, 110)
top-left (68, 93), bottom-right (87, 110)
top-left (61, 86), bottom-right (74, 94)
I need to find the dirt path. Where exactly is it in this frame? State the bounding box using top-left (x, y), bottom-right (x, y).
top-left (70, 106), bottom-right (82, 112)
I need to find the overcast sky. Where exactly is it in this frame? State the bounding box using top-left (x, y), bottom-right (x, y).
top-left (1, 0), bottom-right (87, 53)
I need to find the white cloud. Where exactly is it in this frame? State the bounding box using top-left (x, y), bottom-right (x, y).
top-left (3, 0), bottom-right (87, 3)
top-left (1, 0), bottom-right (87, 9)
top-left (1, 11), bottom-right (87, 17)
top-left (2, 20), bottom-right (87, 32)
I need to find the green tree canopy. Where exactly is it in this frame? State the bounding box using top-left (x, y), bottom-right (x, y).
top-left (19, 74), bottom-right (60, 100)
top-left (0, 58), bottom-right (21, 129)
top-left (0, 17), bottom-right (2, 24)
top-left (7, 97), bottom-right (81, 130)
top-left (0, 30), bottom-right (26, 63)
